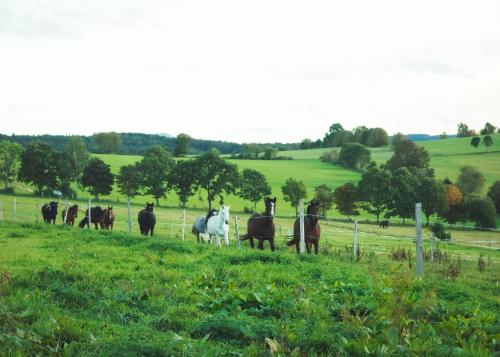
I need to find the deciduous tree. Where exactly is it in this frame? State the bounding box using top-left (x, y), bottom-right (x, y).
top-left (174, 133), bottom-right (192, 157)
top-left (238, 169), bottom-right (271, 212)
top-left (167, 160), bottom-right (198, 208)
top-left (314, 184), bottom-right (335, 216)
top-left (281, 178), bottom-right (307, 215)
top-left (333, 183), bottom-right (359, 217)
top-left (80, 158), bottom-right (114, 200)
top-left (487, 181), bottom-right (500, 213)
top-left (338, 143), bottom-right (371, 169)
top-left (357, 164), bottom-right (392, 222)
top-left (470, 136), bottom-right (480, 150)
top-left (457, 166), bottom-right (485, 196)
top-left (19, 141), bottom-right (59, 194)
top-left (0, 141), bottom-right (23, 191)
top-left (138, 146), bottom-right (175, 206)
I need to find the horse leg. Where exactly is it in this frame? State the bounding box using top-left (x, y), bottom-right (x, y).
top-left (224, 232), bottom-right (229, 247)
top-left (249, 237), bottom-right (255, 249)
top-left (150, 226), bottom-right (155, 236)
top-left (306, 240), bottom-right (311, 254)
top-left (295, 240), bottom-right (300, 254)
top-left (269, 238), bottom-right (276, 252)
top-left (258, 239), bottom-right (264, 250)
top-left (314, 241), bottom-right (319, 255)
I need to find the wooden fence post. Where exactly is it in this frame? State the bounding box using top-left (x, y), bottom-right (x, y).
top-left (13, 199), bottom-right (16, 222)
top-left (234, 216), bottom-right (240, 249)
top-left (127, 196), bottom-right (132, 233)
top-left (88, 198), bottom-right (91, 229)
top-left (299, 199), bottom-right (305, 254)
top-left (181, 209), bottom-right (186, 241)
top-left (415, 203), bottom-right (423, 276)
top-left (430, 233), bottom-right (435, 263)
top-left (353, 220), bottom-right (358, 259)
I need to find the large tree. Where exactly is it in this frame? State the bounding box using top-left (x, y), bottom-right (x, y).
top-left (194, 149), bottom-right (240, 210)
top-left (238, 169), bottom-right (272, 212)
top-left (470, 136), bottom-right (481, 150)
top-left (456, 166), bottom-right (485, 196)
top-left (467, 196), bottom-right (497, 228)
top-left (138, 146), bottom-right (176, 206)
top-left (390, 132), bottom-right (407, 150)
top-left (63, 136), bottom-right (90, 175)
top-left (117, 164), bottom-right (142, 198)
top-left (281, 177), bottom-right (307, 215)
top-left (487, 181), bottom-right (500, 213)
top-left (174, 133), bottom-right (192, 157)
top-left (314, 184), bottom-right (335, 217)
top-left (357, 164), bottom-right (392, 222)
top-left (333, 183), bottom-right (360, 217)
top-left (80, 158), bottom-right (114, 200)
top-left (385, 139), bottom-right (430, 172)
top-left (457, 122), bottom-right (472, 137)
top-left (18, 141), bottom-right (59, 194)
top-left (480, 122), bottom-right (497, 135)
top-left (167, 159), bottom-right (198, 208)
top-left (0, 141), bottom-right (23, 191)
top-left (415, 173), bottom-right (445, 225)
top-left (483, 135), bottom-right (493, 150)
top-left (92, 132), bottom-right (122, 153)
top-left (439, 183), bottom-right (466, 224)
top-left (387, 167), bottom-right (418, 224)
top-left (366, 128), bottom-right (389, 147)
top-left (338, 143), bottom-right (371, 169)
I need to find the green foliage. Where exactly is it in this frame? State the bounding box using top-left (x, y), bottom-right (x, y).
top-left (479, 122), bottom-right (496, 135)
top-left (385, 139), bottom-right (430, 172)
top-left (262, 147), bottom-right (278, 160)
top-left (416, 173), bottom-right (445, 224)
top-left (281, 177), bottom-right (307, 214)
top-left (357, 164), bottom-right (392, 221)
top-left (466, 196), bottom-right (497, 228)
top-left (92, 132), bottom-right (122, 154)
top-left (314, 184), bottom-right (335, 216)
top-left (487, 181), bottom-right (500, 213)
top-left (138, 146), bottom-right (175, 206)
top-left (117, 164), bottom-right (142, 198)
top-left (18, 141), bottom-right (59, 194)
top-left (387, 168), bottom-right (418, 223)
top-left (194, 149), bottom-right (240, 209)
top-left (366, 127), bottom-right (389, 147)
top-left (430, 223), bottom-right (451, 241)
top-left (79, 157), bottom-right (114, 199)
top-left (0, 140), bottom-right (23, 191)
top-left (174, 133), bottom-right (192, 157)
top-left (457, 166), bottom-right (485, 196)
top-left (470, 136), bottom-right (480, 149)
top-left (167, 160), bottom-right (198, 207)
top-left (338, 143), bottom-right (371, 169)
top-left (334, 182), bottom-right (360, 217)
top-left (483, 135), bottom-right (493, 149)
top-left (238, 169), bottom-right (271, 211)
top-left (457, 122), bottom-right (472, 137)
top-left (390, 132), bottom-right (407, 149)
top-left (319, 150), bottom-right (338, 164)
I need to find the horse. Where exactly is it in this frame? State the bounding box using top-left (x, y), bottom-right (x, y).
top-left (138, 202), bottom-right (156, 236)
top-left (240, 197), bottom-right (276, 251)
top-left (192, 208), bottom-right (218, 243)
top-left (78, 206), bottom-right (104, 229)
top-left (41, 201), bottom-right (58, 224)
top-left (287, 200), bottom-right (321, 254)
top-left (206, 205), bottom-right (230, 247)
top-left (61, 205), bottom-right (78, 225)
top-left (379, 220), bottom-right (389, 228)
top-left (102, 206), bottom-right (116, 230)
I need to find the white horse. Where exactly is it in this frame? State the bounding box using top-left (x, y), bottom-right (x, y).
top-left (206, 205), bottom-right (230, 247)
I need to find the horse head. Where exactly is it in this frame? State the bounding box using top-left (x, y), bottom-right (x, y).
top-left (145, 202), bottom-right (154, 212)
top-left (220, 205), bottom-right (230, 225)
top-left (265, 197), bottom-right (277, 217)
top-left (307, 200), bottom-right (320, 223)
top-left (50, 201), bottom-right (58, 212)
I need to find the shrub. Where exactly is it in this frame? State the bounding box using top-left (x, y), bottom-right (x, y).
top-left (466, 196), bottom-right (497, 228)
top-left (430, 223), bottom-right (451, 241)
top-left (319, 150), bottom-right (338, 164)
top-left (487, 181), bottom-right (500, 213)
top-left (338, 143), bottom-right (371, 169)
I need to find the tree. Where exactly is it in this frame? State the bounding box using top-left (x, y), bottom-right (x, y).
top-left (338, 143), bottom-right (371, 169)
top-left (470, 136), bottom-right (481, 150)
top-left (415, 173), bottom-right (445, 225)
top-left (174, 133), bottom-right (192, 157)
top-left (387, 168), bottom-right (418, 224)
top-left (167, 160), bottom-right (198, 208)
top-left (92, 132), bottom-right (122, 153)
top-left (238, 169), bottom-right (272, 212)
top-left (195, 149), bottom-right (240, 210)
top-left (0, 141), bottom-right (23, 191)
top-left (138, 146), bottom-right (176, 206)
top-left (440, 183), bottom-right (466, 224)
top-left (64, 136), bottom-right (90, 174)
top-left (314, 184), bottom-right (335, 216)
top-left (353, 126), bottom-right (370, 145)
top-left (480, 122), bottom-right (497, 135)
top-left (391, 133), bottom-right (407, 149)
top-left (320, 150), bottom-right (339, 164)
top-left (80, 158), bottom-right (114, 200)
top-left (385, 139), bottom-right (430, 172)
top-left (357, 165), bottom-right (392, 222)
top-left (281, 178), bottom-right (307, 215)
top-left (456, 166), bottom-right (485, 196)
top-left (467, 196), bottom-right (497, 228)
top-left (117, 164), bottom-right (142, 198)
top-left (366, 128), bottom-right (389, 147)
top-left (483, 135), bottom-right (493, 150)
top-left (323, 123), bottom-right (344, 147)
top-left (300, 139), bottom-right (313, 149)
top-left (457, 123), bottom-right (472, 137)
top-left (263, 147), bottom-right (278, 160)
top-left (439, 132), bottom-right (448, 139)
top-left (18, 141), bottom-right (59, 194)
top-left (333, 183), bottom-right (359, 217)
top-left (487, 181), bottom-right (500, 213)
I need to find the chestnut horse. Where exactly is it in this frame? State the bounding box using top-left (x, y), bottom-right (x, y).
top-left (61, 205), bottom-right (78, 225)
top-left (102, 206), bottom-right (116, 230)
top-left (241, 197), bottom-right (276, 251)
top-left (288, 200), bottom-right (321, 254)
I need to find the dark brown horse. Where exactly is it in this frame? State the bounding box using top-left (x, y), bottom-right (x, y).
top-left (138, 202), bottom-right (156, 236)
top-left (240, 197), bottom-right (276, 251)
top-left (288, 200), bottom-right (321, 254)
top-left (41, 201), bottom-right (58, 224)
top-left (78, 206), bottom-right (104, 229)
top-left (102, 206), bottom-right (116, 230)
top-left (61, 205), bottom-right (78, 225)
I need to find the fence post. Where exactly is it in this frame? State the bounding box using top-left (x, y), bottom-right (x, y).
top-left (127, 196), bottom-right (132, 233)
top-left (415, 203), bottom-right (423, 276)
top-left (13, 199), bottom-right (16, 222)
top-left (353, 220), bottom-right (358, 259)
top-left (63, 198), bottom-right (69, 224)
top-left (234, 216), bottom-right (240, 249)
top-left (430, 233), bottom-right (435, 263)
top-left (88, 198), bottom-right (91, 230)
top-left (35, 203), bottom-right (39, 224)
top-left (181, 209), bottom-right (186, 241)
top-left (299, 199), bottom-right (305, 254)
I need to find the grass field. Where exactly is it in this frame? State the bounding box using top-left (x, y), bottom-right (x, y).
top-left (0, 221), bottom-right (498, 355)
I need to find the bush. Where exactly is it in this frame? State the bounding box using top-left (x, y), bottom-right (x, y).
top-left (338, 143), bottom-right (370, 169)
top-left (467, 196), bottom-right (497, 228)
top-left (320, 150), bottom-right (338, 164)
top-left (430, 223), bottom-right (451, 241)
top-left (487, 181), bottom-right (500, 213)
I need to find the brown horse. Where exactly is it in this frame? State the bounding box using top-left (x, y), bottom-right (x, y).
top-left (61, 205), bottom-right (78, 225)
top-left (240, 197), bottom-right (276, 251)
top-left (288, 200), bottom-right (321, 254)
top-left (102, 206), bottom-right (116, 230)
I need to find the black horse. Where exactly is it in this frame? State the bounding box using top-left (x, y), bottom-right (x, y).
top-left (138, 202), bottom-right (156, 236)
top-left (78, 206), bottom-right (104, 229)
top-left (41, 201), bottom-right (58, 224)
top-left (241, 197), bottom-right (276, 251)
top-left (379, 220), bottom-right (389, 228)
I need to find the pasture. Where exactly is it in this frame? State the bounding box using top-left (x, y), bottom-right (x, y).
top-left (0, 216), bottom-right (499, 355)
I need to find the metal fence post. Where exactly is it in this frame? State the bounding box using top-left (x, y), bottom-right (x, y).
top-left (234, 216), bottom-right (240, 249)
top-left (88, 198), bottom-right (91, 229)
top-left (36, 203), bottom-right (39, 224)
top-left (63, 199), bottom-right (69, 224)
top-left (299, 199), bottom-right (305, 254)
top-left (415, 203), bottom-right (423, 276)
top-left (430, 233), bottom-right (435, 263)
top-left (353, 220), bottom-right (358, 259)
top-left (181, 209), bottom-right (186, 241)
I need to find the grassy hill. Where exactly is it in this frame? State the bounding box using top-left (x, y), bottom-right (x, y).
top-left (0, 223), bottom-right (498, 355)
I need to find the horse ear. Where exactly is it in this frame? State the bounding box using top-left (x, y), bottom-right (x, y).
top-left (273, 197), bottom-right (277, 202)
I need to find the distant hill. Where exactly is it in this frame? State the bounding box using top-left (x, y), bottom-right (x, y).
top-left (406, 134), bottom-right (457, 141)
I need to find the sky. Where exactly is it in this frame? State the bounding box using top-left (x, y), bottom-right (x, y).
top-left (1, 0), bottom-right (499, 143)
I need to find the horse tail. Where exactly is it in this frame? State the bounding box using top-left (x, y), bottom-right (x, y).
top-left (78, 217), bottom-right (88, 228)
top-left (239, 234), bottom-right (250, 241)
top-left (287, 237), bottom-right (297, 246)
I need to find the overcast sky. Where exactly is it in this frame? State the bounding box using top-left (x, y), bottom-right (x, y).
top-left (1, 0), bottom-right (499, 143)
